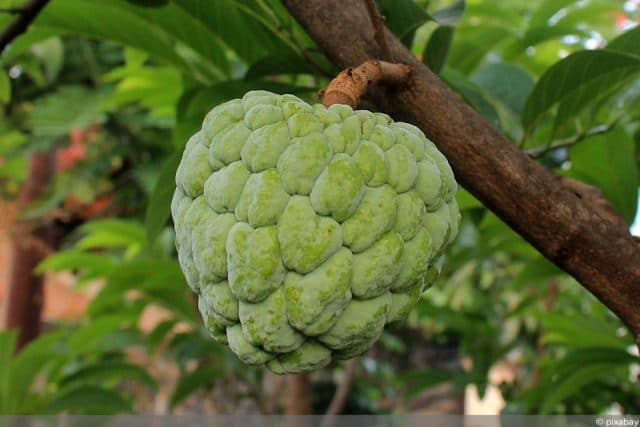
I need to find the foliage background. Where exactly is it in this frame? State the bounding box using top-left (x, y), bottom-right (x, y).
top-left (0, 0), bottom-right (639, 415)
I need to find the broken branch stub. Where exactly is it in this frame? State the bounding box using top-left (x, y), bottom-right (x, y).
top-left (322, 60), bottom-right (411, 107)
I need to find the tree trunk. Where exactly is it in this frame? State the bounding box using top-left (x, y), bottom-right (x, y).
top-left (5, 151), bottom-right (57, 351)
top-left (283, 373), bottom-right (312, 414)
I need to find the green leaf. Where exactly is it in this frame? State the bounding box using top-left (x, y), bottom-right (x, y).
top-left (179, 80), bottom-right (314, 120)
top-left (28, 85), bottom-right (108, 137)
top-left (379, 332), bottom-right (406, 354)
top-left (125, 0), bottom-right (169, 7)
top-left (472, 62), bottom-right (533, 115)
top-left (552, 69), bottom-right (638, 135)
top-left (37, 251), bottom-right (116, 278)
top-left (607, 26), bottom-right (640, 56)
top-left (544, 29), bottom-right (640, 135)
top-left (91, 329), bottom-right (145, 354)
top-left (107, 259), bottom-right (185, 292)
top-left (512, 256), bottom-right (562, 288)
top-left (402, 369), bottom-right (454, 399)
top-left (464, 2), bottom-right (523, 28)
top-left (178, 0), bottom-right (289, 64)
top-left (0, 70), bottom-right (10, 103)
top-left (169, 332), bottom-right (220, 369)
top-left (104, 60), bottom-right (183, 118)
top-left (146, 288), bottom-right (196, 322)
top-left (540, 364), bottom-right (614, 414)
top-left (423, 26), bottom-right (454, 75)
top-left (244, 51), bottom-right (320, 80)
top-left (441, 67), bottom-right (501, 129)
top-left (381, 0), bottom-right (432, 46)
top-left (146, 319), bottom-right (178, 353)
top-left (521, 50), bottom-right (640, 132)
top-left (455, 188), bottom-right (483, 210)
top-left (77, 220), bottom-right (147, 251)
top-left (0, 28), bottom-right (60, 63)
top-left (69, 314), bottom-right (137, 353)
top-left (527, 0), bottom-right (576, 30)
top-left (145, 151), bottom-right (181, 243)
top-left (8, 331), bottom-right (68, 411)
top-left (34, 0), bottom-right (192, 75)
top-left (29, 37), bottom-right (65, 84)
top-left (554, 1), bottom-right (621, 31)
top-left (554, 347), bottom-right (639, 373)
top-left (539, 312), bottom-right (627, 349)
top-left (59, 361), bottom-right (157, 391)
top-left (121, 0), bottom-right (233, 78)
top-left (101, 258), bottom-right (194, 319)
top-left (517, 25), bottom-right (588, 52)
top-left (44, 386), bottom-right (133, 414)
top-left (0, 331), bottom-right (17, 411)
top-left (447, 25), bottom-right (515, 74)
top-left (170, 366), bottom-right (219, 409)
top-left (432, 0), bottom-right (465, 26)
top-left (569, 127), bottom-right (639, 224)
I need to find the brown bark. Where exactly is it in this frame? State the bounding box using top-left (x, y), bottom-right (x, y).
top-left (5, 151), bottom-right (57, 351)
top-left (362, 0), bottom-right (391, 61)
top-left (283, 374), bottom-right (312, 419)
top-left (282, 0), bottom-right (640, 342)
top-left (322, 60), bottom-right (410, 107)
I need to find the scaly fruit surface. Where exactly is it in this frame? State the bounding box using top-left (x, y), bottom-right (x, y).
top-left (172, 90), bottom-right (460, 374)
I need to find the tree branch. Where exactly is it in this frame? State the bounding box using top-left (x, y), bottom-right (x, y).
top-left (282, 0), bottom-right (640, 342)
top-left (283, 373), bottom-right (312, 416)
top-left (5, 150), bottom-right (59, 351)
top-left (525, 122), bottom-right (619, 158)
top-left (0, 0), bottom-right (50, 54)
top-left (559, 176), bottom-right (628, 228)
top-left (320, 359), bottom-right (357, 427)
top-left (363, 0), bottom-right (391, 61)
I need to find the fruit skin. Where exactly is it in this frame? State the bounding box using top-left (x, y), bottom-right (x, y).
top-left (173, 90), bottom-right (460, 374)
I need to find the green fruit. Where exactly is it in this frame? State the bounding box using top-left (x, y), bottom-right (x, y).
top-left (173, 91), bottom-right (460, 374)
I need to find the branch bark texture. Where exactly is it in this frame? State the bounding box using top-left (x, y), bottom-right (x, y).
top-left (322, 60), bottom-right (410, 107)
top-left (363, 0), bottom-right (391, 61)
top-left (282, 0), bottom-right (640, 340)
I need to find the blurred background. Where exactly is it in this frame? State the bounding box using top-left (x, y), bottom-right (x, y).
top-left (0, 0), bottom-right (639, 416)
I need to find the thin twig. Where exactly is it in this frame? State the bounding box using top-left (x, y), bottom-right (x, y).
top-left (0, 0), bottom-right (50, 54)
top-left (322, 59), bottom-right (411, 107)
top-left (320, 359), bottom-right (358, 427)
top-left (525, 122), bottom-right (618, 158)
top-left (363, 0), bottom-right (392, 61)
top-left (233, 1), bottom-right (333, 77)
top-left (285, 32), bottom-right (335, 78)
top-left (251, 0), bottom-right (334, 77)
